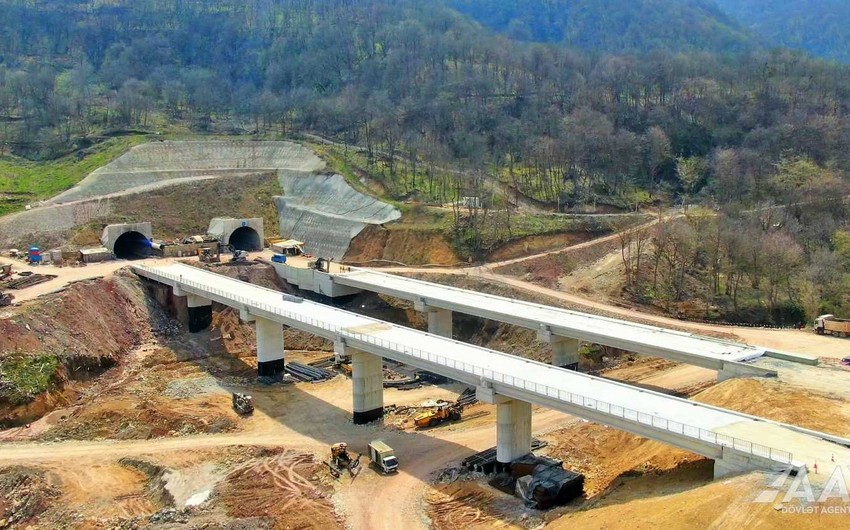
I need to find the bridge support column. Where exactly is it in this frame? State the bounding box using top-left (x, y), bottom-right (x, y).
top-left (538, 328), bottom-right (580, 369)
top-left (415, 299), bottom-right (453, 338)
top-left (427, 308), bottom-right (453, 338)
top-left (352, 349), bottom-right (383, 424)
top-left (496, 399), bottom-right (532, 472)
top-left (186, 294), bottom-right (212, 333)
top-left (256, 317), bottom-right (285, 378)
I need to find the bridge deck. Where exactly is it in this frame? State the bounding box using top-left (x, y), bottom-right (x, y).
top-left (334, 270), bottom-right (766, 371)
top-left (132, 263), bottom-right (850, 473)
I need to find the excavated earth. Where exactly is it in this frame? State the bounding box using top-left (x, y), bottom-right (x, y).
top-left (1, 263), bottom-right (850, 528)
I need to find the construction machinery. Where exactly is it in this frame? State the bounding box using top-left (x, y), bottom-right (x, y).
top-left (414, 402), bottom-right (463, 428)
top-left (328, 442), bottom-right (361, 478)
top-left (231, 392), bottom-right (254, 415)
top-left (815, 314), bottom-right (850, 337)
top-left (230, 248), bottom-right (249, 263)
top-left (198, 246), bottom-right (220, 263)
top-left (0, 289), bottom-right (13, 307)
top-left (308, 257), bottom-right (331, 273)
top-left (367, 440), bottom-right (398, 474)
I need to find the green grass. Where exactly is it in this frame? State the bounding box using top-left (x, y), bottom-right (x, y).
top-left (311, 143), bottom-right (453, 206)
top-left (0, 354), bottom-right (60, 405)
top-left (0, 135), bottom-right (147, 216)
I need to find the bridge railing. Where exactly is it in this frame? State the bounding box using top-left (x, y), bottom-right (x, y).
top-left (138, 266), bottom-right (794, 466)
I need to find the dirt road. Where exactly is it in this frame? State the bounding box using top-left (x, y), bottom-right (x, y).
top-left (0, 375), bottom-right (575, 530)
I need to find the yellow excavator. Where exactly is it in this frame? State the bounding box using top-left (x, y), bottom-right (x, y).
top-left (414, 403), bottom-right (463, 428)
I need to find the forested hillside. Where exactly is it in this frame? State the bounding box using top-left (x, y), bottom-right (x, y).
top-left (448, 0), bottom-right (754, 53)
top-left (2, 0), bottom-right (850, 321)
top-left (715, 0), bottom-right (850, 63)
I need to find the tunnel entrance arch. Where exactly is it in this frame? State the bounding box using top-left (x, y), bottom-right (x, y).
top-left (113, 231), bottom-right (152, 260)
top-left (229, 226), bottom-right (262, 251)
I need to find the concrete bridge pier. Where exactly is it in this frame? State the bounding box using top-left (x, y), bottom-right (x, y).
top-left (254, 316), bottom-right (285, 378)
top-left (415, 300), bottom-right (452, 338)
top-left (496, 399), bottom-right (532, 471)
top-left (538, 327), bottom-right (580, 369)
top-left (478, 385), bottom-right (532, 471)
top-left (351, 348), bottom-right (384, 424)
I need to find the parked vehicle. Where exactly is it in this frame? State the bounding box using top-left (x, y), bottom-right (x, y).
top-left (367, 440), bottom-right (398, 473)
top-left (814, 314), bottom-right (850, 337)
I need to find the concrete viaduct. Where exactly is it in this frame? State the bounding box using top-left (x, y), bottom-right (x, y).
top-left (282, 267), bottom-right (781, 380)
top-left (133, 263), bottom-right (850, 479)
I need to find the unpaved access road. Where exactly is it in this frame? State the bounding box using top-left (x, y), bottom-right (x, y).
top-left (0, 376), bottom-right (575, 530)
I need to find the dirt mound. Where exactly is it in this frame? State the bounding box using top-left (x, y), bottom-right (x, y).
top-left (550, 467), bottom-right (838, 530)
top-left (0, 466), bottom-right (59, 528)
top-left (345, 225), bottom-right (460, 266)
top-left (0, 273), bottom-right (161, 426)
top-left (426, 481), bottom-right (527, 530)
top-left (216, 448), bottom-right (341, 530)
top-left (693, 378), bottom-right (850, 437)
top-left (546, 422), bottom-right (703, 497)
top-left (41, 397), bottom-right (237, 441)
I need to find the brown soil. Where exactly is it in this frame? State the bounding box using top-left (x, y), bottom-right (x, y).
top-left (546, 422), bottom-right (704, 498)
top-left (426, 481), bottom-right (525, 530)
top-left (217, 448), bottom-right (342, 529)
top-left (493, 235), bottom-right (621, 288)
top-left (0, 273), bottom-right (159, 426)
top-left (550, 467), bottom-right (846, 530)
top-left (487, 232), bottom-right (598, 263)
top-left (345, 224), bottom-right (460, 266)
top-left (0, 466), bottom-right (60, 528)
top-left (693, 378), bottom-right (850, 437)
top-left (0, 273), bottom-right (150, 360)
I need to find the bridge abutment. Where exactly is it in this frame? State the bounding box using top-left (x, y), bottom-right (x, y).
top-left (186, 293), bottom-right (212, 332)
top-left (352, 349), bottom-right (383, 424)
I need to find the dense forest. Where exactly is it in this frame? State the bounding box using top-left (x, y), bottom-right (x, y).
top-left (1, 0), bottom-right (850, 322)
top-left (450, 0), bottom-right (754, 53)
top-left (715, 0), bottom-right (850, 63)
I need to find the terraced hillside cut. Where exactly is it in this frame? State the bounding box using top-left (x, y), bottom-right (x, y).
top-left (0, 141), bottom-right (400, 256)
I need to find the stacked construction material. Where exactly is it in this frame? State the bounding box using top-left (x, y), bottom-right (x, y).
top-left (285, 361), bottom-right (337, 382)
top-left (5, 274), bottom-right (57, 289)
top-left (461, 439), bottom-right (548, 474)
top-left (456, 387), bottom-right (478, 407)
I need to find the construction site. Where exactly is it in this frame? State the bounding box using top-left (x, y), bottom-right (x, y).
top-left (2, 140), bottom-right (850, 530)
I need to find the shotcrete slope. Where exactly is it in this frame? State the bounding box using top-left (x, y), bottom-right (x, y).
top-left (276, 172), bottom-right (401, 259)
top-left (0, 141), bottom-right (399, 254)
top-left (45, 141), bottom-right (324, 205)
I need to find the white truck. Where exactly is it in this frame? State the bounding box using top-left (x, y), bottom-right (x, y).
top-left (368, 440), bottom-right (398, 473)
top-left (814, 314), bottom-right (850, 337)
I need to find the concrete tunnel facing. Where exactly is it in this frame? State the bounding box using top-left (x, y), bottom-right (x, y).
top-left (228, 226), bottom-right (262, 251)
